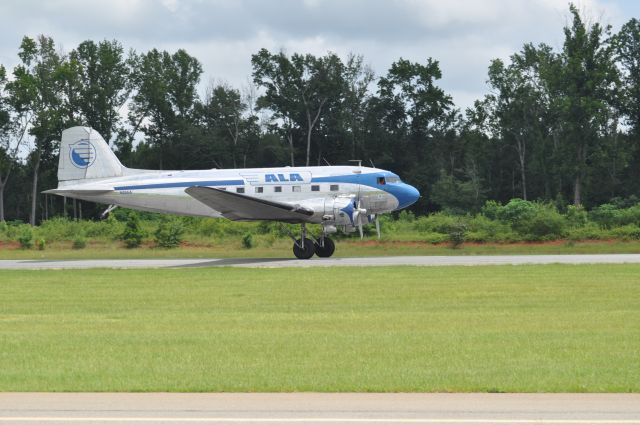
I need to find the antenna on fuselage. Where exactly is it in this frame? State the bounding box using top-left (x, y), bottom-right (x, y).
top-left (369, 159), bottom-right (376, 168)
top-left (323, 158), bottom-right (332, 166)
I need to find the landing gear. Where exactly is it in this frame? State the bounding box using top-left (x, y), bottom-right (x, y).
top-left (293, 238), bottom-right (315, 259)
top-left (314, 237), bottom-right (335, 257)
top-left (286, 223), bottom-right (337, 259)
top-left (290, 223), bottom-right (315, 259)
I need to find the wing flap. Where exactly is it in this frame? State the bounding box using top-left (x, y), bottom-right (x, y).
top-left (185, 186), bottom-right (314, 222)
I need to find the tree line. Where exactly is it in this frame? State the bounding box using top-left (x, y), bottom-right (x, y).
top-left (1, 4), bottom-right (640, 225)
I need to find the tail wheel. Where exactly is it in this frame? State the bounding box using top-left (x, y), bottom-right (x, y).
top-left (314, 237), bottom-right (335, 258)
top-left (293, 238), bottom-right (315, 259)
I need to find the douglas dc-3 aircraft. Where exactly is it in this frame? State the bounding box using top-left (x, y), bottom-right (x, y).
top-left (45, 127), bottom-right (420, 259)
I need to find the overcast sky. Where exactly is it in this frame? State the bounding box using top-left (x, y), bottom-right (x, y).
top-left (1, 0), bottom-right (638, 110)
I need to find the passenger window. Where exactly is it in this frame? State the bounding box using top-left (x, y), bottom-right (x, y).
top-left (311, 185), bottom-right (320, 192)
top-left (274, 186), bottom-right (282, 193)
top-left (292, 186), bottom-right (301, 192)
top-left (377, 177), bottom-right (386, 185)
top-left (255, 187), bottom-right (263, 193)
top-left (330, 184), bottom-right (339, 192)
top-left (236, 187), bottom-right (245, 194)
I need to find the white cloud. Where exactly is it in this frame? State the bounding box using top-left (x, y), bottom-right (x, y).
top-left (0, 0), bottom-right (631, 109)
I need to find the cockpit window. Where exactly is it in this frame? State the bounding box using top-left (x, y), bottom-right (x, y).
top-left (377, 177), bottom-right (386, 185)
top-left (386, 176), bottom-right (401, 183)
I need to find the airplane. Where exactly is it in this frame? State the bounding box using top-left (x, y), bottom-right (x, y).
top-left (45, 126), bottom-right (420, 259)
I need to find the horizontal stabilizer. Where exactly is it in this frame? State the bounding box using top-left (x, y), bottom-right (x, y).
top-left (185, 186), bottom-right (314, 222)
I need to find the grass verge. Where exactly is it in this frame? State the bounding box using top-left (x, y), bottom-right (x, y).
top-left (2, 239), bottom-right (640, 260)
top-left (0, 265), bottom-right (639, 392)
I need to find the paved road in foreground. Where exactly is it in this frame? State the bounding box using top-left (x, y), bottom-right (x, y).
top-left (0, 393), bottom-right (639, 424)
top-left (1, 254), bottom-right (640, 269)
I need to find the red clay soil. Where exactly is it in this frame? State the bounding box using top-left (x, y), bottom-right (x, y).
top-left (0, 241), bottom-right (20, 249)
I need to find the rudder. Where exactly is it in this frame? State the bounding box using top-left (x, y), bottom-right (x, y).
top-left (58, 127), bottom-right (124, 182)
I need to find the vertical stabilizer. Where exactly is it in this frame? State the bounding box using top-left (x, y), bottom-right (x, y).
top-left (58, 126), bottom-right (124, 181)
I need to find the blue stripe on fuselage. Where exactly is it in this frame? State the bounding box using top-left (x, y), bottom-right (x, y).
top-left (114, 180), bottom-right (245, 190)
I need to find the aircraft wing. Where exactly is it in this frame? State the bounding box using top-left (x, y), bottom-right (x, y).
top-left (184, 186), bottom-right (314, 222)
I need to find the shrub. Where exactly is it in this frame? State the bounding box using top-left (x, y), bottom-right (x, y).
top-left (565, 205), bottom-right (588, 228)
top-left (496, 199), bottom-right (537, 226)
top-left (154, 219), bottom-right (184, 248)
top-left (448, 222), bottom-right (467, 249)
top-left (242, 233), bottom-right (254, 249)
top-left (480, 200), bottom-right (502, 220)
top-left (421, 232), bottom-right (449, 244)
top-left (36, 238), bottom-right (46, 250)
top-left (611, 225), bottom-right (640, 240)
top-left (589, 204), bottom-right (619, 229)
top-left (17, 227), bottom-right (33, 249)
top-left (72, 235), bottom-right (87, 249)
top-left (521, 207), bottom-right (566, 240)
top-left (413, 213), bottom-right (460, 234)
top-left (121, 212), bottom-right (145, 248)
top-left (567, 222), bottom-right (609, 241)
top-left (466, 215), bottom-right (513, 242)
top-left (397, 210), bottom-right (415, 222)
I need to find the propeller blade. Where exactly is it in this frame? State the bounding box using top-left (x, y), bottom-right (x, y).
top-left (375, 216), bottom-right (381, 239)
top-left (358, 223), bottom-right (363, 239)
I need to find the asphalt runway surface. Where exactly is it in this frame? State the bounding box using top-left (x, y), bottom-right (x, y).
top-left (1, 254), bottom-right (640, 269)
top-left (0, 393), bottom-right (639, 424)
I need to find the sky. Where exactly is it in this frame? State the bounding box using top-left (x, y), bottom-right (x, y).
top-left (0, 0), bottom-right (638, 110)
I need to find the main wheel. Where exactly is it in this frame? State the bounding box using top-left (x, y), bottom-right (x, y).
top-left (293, 238), bottom-right (315, 259)
top-left (314, 237), bottom-right (335, 258)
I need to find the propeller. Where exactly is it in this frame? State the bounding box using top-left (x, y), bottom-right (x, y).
top-left (352, 199), bottom-right (367, 239)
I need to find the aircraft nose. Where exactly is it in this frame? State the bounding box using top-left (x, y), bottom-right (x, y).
top-left (396, 183), bottom-right (420, 210)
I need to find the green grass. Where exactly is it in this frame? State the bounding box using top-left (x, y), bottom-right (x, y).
top-left (2, 238), bottom-right (640, 260)
top-left (1, 265), bottom-right (639, 392)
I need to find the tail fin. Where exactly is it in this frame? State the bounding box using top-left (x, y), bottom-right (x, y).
top-left (58, 126), bottom-right (124, 182)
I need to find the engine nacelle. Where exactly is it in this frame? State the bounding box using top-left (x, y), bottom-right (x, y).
top-left (323, 197), bottom-right (355, 226)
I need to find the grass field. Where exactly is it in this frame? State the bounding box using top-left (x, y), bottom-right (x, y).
top-left (1, 265), bottom-right (639, 392)
top-left (2, 238), bottom-right (640, 260)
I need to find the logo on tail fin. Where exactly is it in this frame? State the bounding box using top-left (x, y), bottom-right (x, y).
top-left (69, 139), bottom-right (96, 168)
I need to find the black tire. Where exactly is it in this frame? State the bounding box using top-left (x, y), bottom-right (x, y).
top-left (314, 237), bottom-right (335, 258)
top-left (293, 238), bottom-right (315, 259)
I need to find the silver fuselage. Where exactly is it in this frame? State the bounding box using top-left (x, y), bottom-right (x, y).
top-left (59, 165), bottom-right (420, 222)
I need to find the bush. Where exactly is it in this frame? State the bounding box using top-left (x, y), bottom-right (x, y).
top-left (72, 235), bottom-right (87, 249)
top-left (36, 238), bottom-right (46, 250)
top-left (496, 199), bottom-right (537, 226)
top-left (448, 222), bottom-right (466, 248)
top-left (242, 233), bottom-right (254, 249)
top-left (421, 232), bottom-right (448, 244)
top-left (589, 204), bottom-right (619, 229)
top-left (413, 213), bottom-right (461, 234)
top-left (565, 205), bottom-right (588, 228)
top-left (154, 219), bottom-right (184, 248)
top-left (466, 215), bottom-right (514, 242)
top-left (397, 210), bottom-right (415, 222)
top-left (521, 207), bottom-right (566, 241)
top-left (121, 212), bottom-right (145, 248)
top-left (611, 225), bottom-right (640, 240)
top-left (17, 227), bottom-right (33, 249)
top-left (480, 200), bottom-right (502, 220)
top-left (567, 222), bottom-right (609, 241)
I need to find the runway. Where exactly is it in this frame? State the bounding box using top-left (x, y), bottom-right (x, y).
top-left (1, 254), bottom-right (640, 269)
top-left (0, 393), bottom-right (639, 424)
